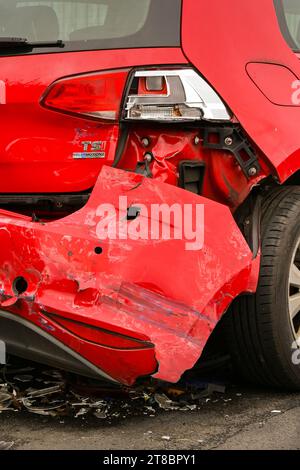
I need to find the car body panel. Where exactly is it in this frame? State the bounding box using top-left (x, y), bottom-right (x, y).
top-left (120, 126), bottom-right (270, 209)
top-left (0, 47), bottom-right (186, 193)
top-left (0, 0), bottom-right (298, 384)
top-left (0, 166), bottom-right (259, 384)
top-left (182, 0), bottom-right (300, 182)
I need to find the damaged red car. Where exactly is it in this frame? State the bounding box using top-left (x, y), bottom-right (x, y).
top-left (0, 0), bottom-right (300, 389)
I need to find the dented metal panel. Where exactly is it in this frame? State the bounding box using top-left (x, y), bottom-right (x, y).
top-left (0, 167), bottom-right (259, 385)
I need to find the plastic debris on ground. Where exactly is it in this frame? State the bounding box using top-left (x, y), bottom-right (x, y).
top-left (0, 441), bottom-right (14, 450)
top-left (0, 356), bottom-right (229, 421)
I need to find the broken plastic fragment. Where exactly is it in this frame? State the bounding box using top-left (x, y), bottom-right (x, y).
top-left (0, 357), bottom-right (227, 419)
top-left (0, 392), bottom-right (12, 411)
top-left (0, 441), bottom-right (14, 450)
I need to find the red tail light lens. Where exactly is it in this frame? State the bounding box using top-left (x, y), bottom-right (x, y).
top-left (41, 69), bottom-right (129, 121)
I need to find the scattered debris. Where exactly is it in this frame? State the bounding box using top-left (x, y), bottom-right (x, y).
top-left (0, 441), bottom-right (14, 450)
top-left (0, 391), bottom-right (12, 411)
top-left (154, 393), bottom-right (178, 410)
top-left (27, 384), bottom-right (64, 398)
top-left (13, 375), bottom-right (34, 383)
top-left (22, 397), bottom-right (66, 416)
top-left (0, 357), bottom-right (228, 421)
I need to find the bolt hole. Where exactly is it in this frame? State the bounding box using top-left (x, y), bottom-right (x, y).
top-left (94, 247), bottom-right (103, 255)
top-left (13, 276), bottom-right (28, 296)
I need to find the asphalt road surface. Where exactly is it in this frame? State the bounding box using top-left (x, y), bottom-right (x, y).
top-left (1, 385), bottom-right (300, 450)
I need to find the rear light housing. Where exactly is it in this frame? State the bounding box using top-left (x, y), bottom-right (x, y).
top-left (41, 67), bottom-right (231, 123)
top-left (124, 69), bottom-right (231, 122)
top-left (41, 69), bottom-right (129, 121)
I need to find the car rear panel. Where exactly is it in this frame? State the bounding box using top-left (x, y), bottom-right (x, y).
top-left (0, 0), bottom-right (270, 385)
top-left (0, 166), bottom-right (259, 385)
top-left (0, 48), bottom-right (186, 193)
top-left (182, 0), bottom-right (300, 182)
top-left (0, 0), bottom-right (184, 193)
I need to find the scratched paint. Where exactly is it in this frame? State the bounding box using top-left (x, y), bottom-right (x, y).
top-left (0, 167), bottom-right (259, 385)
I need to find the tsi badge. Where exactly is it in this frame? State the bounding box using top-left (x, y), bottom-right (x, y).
top-left (73, 141), bottom-right (106, 160)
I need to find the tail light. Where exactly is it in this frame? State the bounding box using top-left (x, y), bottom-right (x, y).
top-left (41, 69), bottom-right (129, 120)
top-left (41, 67), bottom-right (231, 123)
top-left (125, 69), bottom-right (231, 122)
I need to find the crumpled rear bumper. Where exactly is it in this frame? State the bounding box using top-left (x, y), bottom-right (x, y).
top-left (0, 167), bottom-right (259, 385)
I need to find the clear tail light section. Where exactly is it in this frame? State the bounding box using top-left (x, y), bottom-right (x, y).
top-left (125, 69), bottom-right (231, 122)
top-left (41, 69), bottom-right (129, 121)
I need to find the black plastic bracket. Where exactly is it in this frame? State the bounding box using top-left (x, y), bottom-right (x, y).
top-left (202, 126), bottom-right (260, 178)
top-left (179, 160), bottom-right (206, 195)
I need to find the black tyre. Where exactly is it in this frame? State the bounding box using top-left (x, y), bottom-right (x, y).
top-left (227, 186), bottom-right (300, 390)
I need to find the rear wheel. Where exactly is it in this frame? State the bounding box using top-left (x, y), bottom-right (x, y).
top-left (227, 187), bottom-right (300, 390)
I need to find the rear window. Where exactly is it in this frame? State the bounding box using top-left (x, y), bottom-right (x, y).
top-left (0, 0), bottom-right (181, 52)
top-left (275, 0), bottom-right (300, 52)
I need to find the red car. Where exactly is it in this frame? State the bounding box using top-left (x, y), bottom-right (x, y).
top-left (0, 0), bottom-right (300, 389)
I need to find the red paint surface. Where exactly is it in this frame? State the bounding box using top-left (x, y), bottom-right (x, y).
top-left (182, 0), bottom-right (300, 182)
top-left (0, 48), bottom-right (186, 193)
top-left (246, 63), bottom-right (300, 106)
top-left (119, 126), bottom-right (270, 208)
top-left (1, 1), bottom-right (299, 383)
top-left (0, 167), bottom-right (258, 384)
